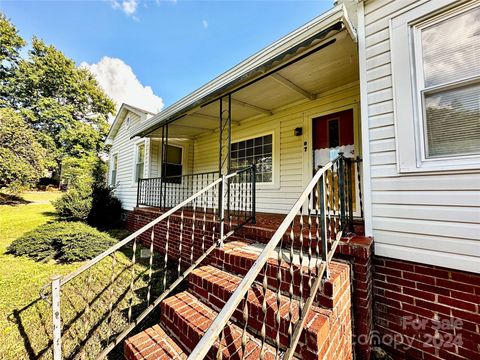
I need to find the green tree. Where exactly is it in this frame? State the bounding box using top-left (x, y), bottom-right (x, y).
top-left (0, 14), bottom-right (115, 178)
top-left (0, 108), bottom-right (47, 190)
top-left (0, 13), bottom-right (26, 106)
top-left (10, 38), bottom-right (115, 174)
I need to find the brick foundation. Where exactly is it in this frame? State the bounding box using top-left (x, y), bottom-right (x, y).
top-left (373, 257), bottom-right (480, 360)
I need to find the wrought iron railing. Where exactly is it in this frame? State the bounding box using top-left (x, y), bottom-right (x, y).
top-left (137, 166), bottom-right (257, 229)
top-left (40, 167), bottom-right (255, 360)
top-left (137, 170), bottom-right (220, 210)
top-left (188, 154), bottom-right (351, 360)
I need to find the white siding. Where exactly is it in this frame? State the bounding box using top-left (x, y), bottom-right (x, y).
top-left (109, 111), bottom-right (148, 210)
top-left (361, 0), bottom-right (480, 273)
top-left (193, 82), bottom-right (360, 214)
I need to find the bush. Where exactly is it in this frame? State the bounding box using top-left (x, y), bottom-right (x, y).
top-left (53, 182), bottom-right (92, 221)
top-left (8, 222), bottom-right (117, 263)
top-left (87, 185), bottom-right (123, 229)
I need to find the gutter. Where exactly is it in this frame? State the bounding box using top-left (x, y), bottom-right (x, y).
top-left (131, 4), bottom-right (357, 139)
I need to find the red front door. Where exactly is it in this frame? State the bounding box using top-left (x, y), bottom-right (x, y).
top-left (312, 109), bottom-right (355, 168)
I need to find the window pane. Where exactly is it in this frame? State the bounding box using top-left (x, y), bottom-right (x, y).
top-left (136, 163), bottom-right (144, 180)
top-left (328, 119), bottom-right (340, 148)
top-left (421, 6), bottom-right (480, 87)
top-left (137, 144), bottom-right (145, 163)
top-left (166, 145), bottom-right (182, 164)
top-left (164, 163), bottom-right (182, 183)
top-left (230, 134), bottom-right (273, 182)
top-left (424, 83), bottom-right (480, 157)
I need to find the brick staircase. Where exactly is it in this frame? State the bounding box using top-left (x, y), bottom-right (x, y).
top-left (124, 238), bottom-right (352, 360)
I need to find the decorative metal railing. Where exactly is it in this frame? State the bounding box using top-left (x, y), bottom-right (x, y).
top-left (137, 170), bottom-right (219, 210)
top-left (40, 167), bottom-right (255, 360)
top-left (137, 166), bottom-right (256, 230)
top-left (188, 154), bottom-right (353, 360)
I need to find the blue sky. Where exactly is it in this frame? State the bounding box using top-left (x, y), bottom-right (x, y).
top-left (1, 0), bottom-right (332, 113)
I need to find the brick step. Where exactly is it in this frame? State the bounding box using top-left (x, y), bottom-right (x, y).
top-left (212, 241), bottom-right (349, 309)
top-left (161, 291), bottom-right (277, 359)
top-left (188, 265), bottom-right (331, 355)
top-left (125, 324), bottom-right (187, 360)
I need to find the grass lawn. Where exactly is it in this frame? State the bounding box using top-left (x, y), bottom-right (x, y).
top-left (0, 191), bottom-right (76, 359)
top-left (0, 191), bottom-right (170, 360)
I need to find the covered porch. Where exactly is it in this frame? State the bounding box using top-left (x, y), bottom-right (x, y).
top-left (132, 5), bottom-right (363, 224)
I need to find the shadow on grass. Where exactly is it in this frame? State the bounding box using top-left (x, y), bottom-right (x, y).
top-left (6, 244), bottom-right (182, 360)
top-left (0, 193), bottom-right (31, 206)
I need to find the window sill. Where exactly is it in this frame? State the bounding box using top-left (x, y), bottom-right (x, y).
top-left (399, 156), bottom-right (480, 174)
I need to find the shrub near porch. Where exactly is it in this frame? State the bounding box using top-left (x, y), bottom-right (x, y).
top-left (0, 192), bottom-right (168, 360)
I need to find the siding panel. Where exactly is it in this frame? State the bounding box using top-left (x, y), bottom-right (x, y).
top-left (363, 0), bottom-right (480, 273)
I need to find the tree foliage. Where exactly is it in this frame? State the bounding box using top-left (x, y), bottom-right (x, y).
top-left (0, 13), bottom-right (25, 104)
top-left (0, 13), bottom-right (115, 183)
top-left (0, 108), bottom-right (47, 190)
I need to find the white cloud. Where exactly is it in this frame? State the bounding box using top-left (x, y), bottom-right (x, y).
top-left (81, 57), bottom-right (164, 120)
top-left (110, 0), bottom-right (139, 17)
top-left (202, 19), bottom-right (208, 29)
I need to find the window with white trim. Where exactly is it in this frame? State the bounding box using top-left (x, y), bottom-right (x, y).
top-left (414, 5), bottom-right (480, 158)
top-left (231, 134), bottom-right (273, 183)
top-left (391, 1), bottom-right (480, 172)
top-left (135, 143), bottom-right (145, 181)
top-left (110, 154), bottom-right (118, 186)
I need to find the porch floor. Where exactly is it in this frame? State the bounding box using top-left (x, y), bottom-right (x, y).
top-left (132, 207), bottom-right (364, 238)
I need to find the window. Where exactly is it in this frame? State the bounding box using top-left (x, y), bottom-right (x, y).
top-left (231, 134), bottom-right (273, 183)
top-left (135, 143), bottom-right (145, 181)
top-left (163, 145), bottom-right (183, 183)
top-left (414, 5), bottom-right (480, 158)
top-left (328, 119), bottom-right (340, 148)
top-left (391, 1), bottom-right (480, 172)
top-left (110, 154), bottom-right (118, 186)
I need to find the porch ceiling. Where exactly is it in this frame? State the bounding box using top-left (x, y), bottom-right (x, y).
top-left (146, 30), bottom-right (358, 140)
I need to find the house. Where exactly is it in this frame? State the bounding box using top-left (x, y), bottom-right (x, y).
top-left (103, 0), bottom-right (479, 359)
top-left (106, 103), bottom-right (156, 210)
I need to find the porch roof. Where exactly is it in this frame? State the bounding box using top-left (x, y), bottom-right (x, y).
top-left (131, 4), bottom-right (358, 140)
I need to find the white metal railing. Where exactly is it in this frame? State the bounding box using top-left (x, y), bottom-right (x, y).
top-left (188, 155), bottom-right (348, 360)
top-left (41, 168), bottom-right (255, 360)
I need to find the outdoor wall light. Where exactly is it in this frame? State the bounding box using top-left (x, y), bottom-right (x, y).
top-left (294, 127), bottom-right (303, 136)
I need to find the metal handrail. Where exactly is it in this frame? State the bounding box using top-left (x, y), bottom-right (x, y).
top-left (188, 157), bottom-right (342, 360)
top-left (41, 168), bottom-right (254, 360)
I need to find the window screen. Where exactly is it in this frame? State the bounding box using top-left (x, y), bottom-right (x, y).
top-left (135, 143), bottom-right (145, 181)
top-left (110, 154), bottom-right (118, 186)
top-left (231, 134), bottom-right (273, 183)
top-left (419, 6), bottom-right (480, 158)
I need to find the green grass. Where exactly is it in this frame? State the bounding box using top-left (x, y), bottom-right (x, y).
top-left (21, 191), bottom-right (63, 203)
top-left (0, 191), bottom-right (77, 359)
top-left (0, 191), bottom-right (171, 360)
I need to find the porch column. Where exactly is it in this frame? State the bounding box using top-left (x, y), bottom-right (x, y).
top-left (161, 124), bottom-right (169, 210)
top-left (218, 94), bottom-right (232, 176)
top-left (218, 95), bottom-right (232, 236)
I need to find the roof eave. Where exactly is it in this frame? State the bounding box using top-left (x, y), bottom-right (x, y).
top-left (131, 4), bottom-right (356, 139)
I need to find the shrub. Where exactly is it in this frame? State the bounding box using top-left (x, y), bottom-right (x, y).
top-left (8, 222), bottom-right (117, 263)
top-left (87, 185), bottom-right (123, 229)
top-left (53, 182), bottom-right (92, 221)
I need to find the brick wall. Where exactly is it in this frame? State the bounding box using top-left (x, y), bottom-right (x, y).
top-left (126, 208), bottom-right (220, 266)
top-left (336, 235), bottom-right (374, 360)
top-left (374, 257), bottom-right (480, 360)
